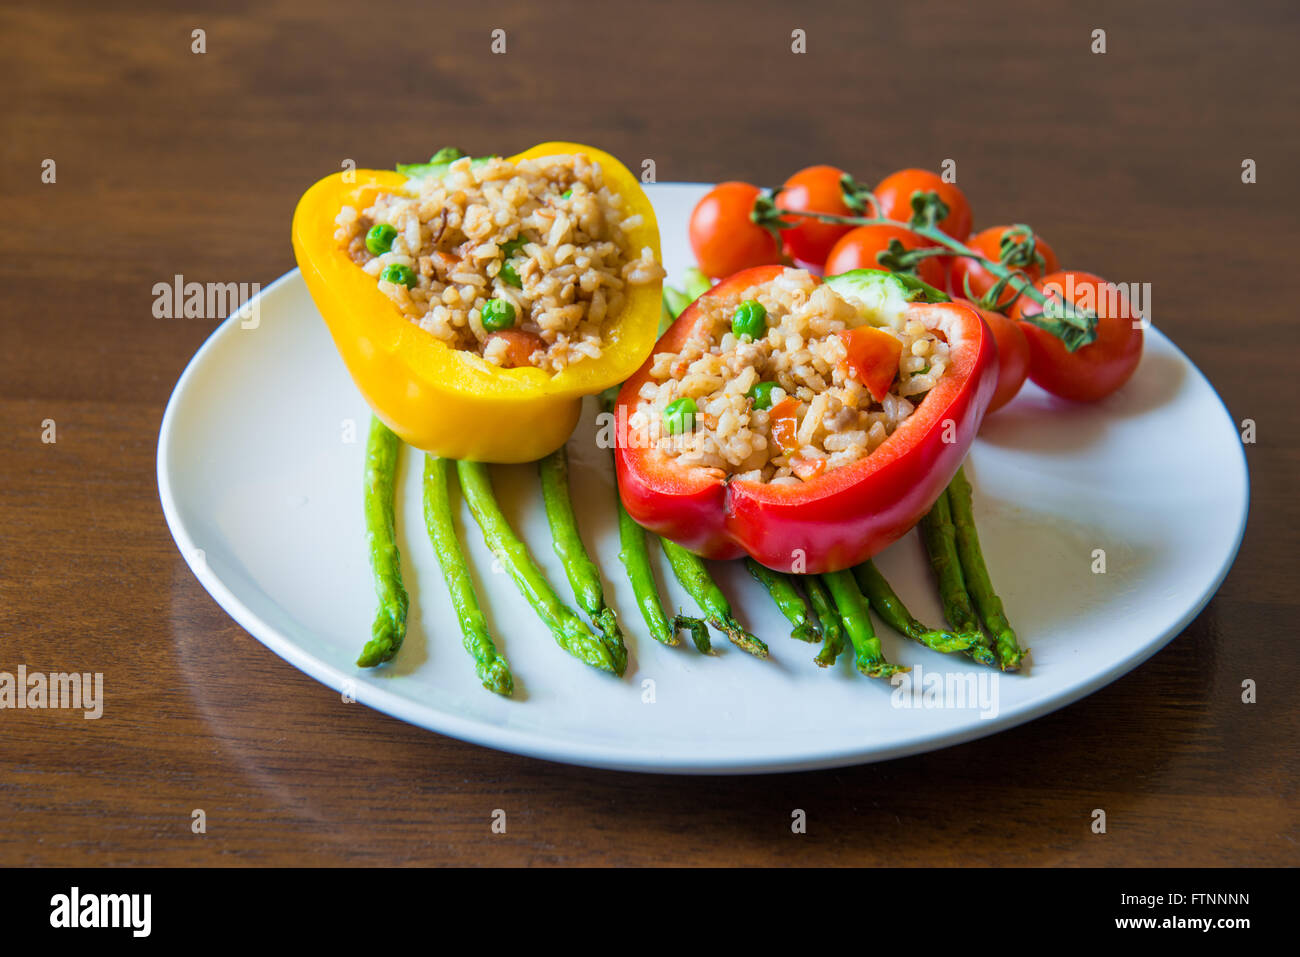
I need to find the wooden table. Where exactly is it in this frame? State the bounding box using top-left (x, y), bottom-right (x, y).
top-left (2, 0), bottom-right (1295, 866)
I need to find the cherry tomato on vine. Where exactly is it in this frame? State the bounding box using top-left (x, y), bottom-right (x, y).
top-left (948, 225), bottom-right (1060, 311)
top-left (874, 169), bottom-right (972, 242)
top-left (823, 224), bottom-right (947, 290)
top-left (956, 298), bottom-right (1030, 415)
top-left (1010, 270), bottom-right (1144, 403)
top-left (777, 165), bottom-right (856, 267)
top-left (688, 181), bottom-right (783, 279)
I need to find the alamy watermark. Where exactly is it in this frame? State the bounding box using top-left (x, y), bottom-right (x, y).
top-left (890, 664), bottom-right (999, 719)
top-left (0, 666), bottom-right (103, 719)
top-left (50, 887), bottom-right (150, 937)
top-left (152, 274), bottom-right (260, 328)
top-left (1041, 274), bottom-right (1151, 329)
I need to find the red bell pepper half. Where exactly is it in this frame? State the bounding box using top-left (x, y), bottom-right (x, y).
top-left (614, 265), bottom-right (998, 574)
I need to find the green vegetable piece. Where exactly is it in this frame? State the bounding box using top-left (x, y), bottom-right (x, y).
top-left (662, 286), bottom-right (692, 323)
top-left (561, 188), bottom-right (573, 200)
top-left (745, 559), bottom-right (819, 643)
top-left (683, 267), bottom-right (713, 301)
top-left (947, 466), bottom-right (1027, 671)
top-left (498, 263), bottom-right (522, 289)
top-left (422, 456), bottom-right (513, 695)
top-left (746, 381), bottom-right (780, 410)
top-left (481, 298), bottom-right (516, 332)
top-left (456, 460), bottom-right (616, 673)
top-left (356, 417), bottom-right (409, 667)
top-left (731, 299), bottom-right (768, 340)
top-left (599, 395), bottom-right (697, 652)
top-left (500, 235), bottom-right (528, 258)
top-left (663, 397), bottom-right (697, 435)
top-left (380, 263), bottom-right (416, 288)
top-left (674, 614), bottom-right (713, 654)
top-left (821, 569), bottom-right (907, 679)
top-left (396, 148), bottom-right (494, 180)
top-left (805, 576), bottom-right (845, 667)
top-left (540, 447), bottom-right (627, 675)
top-left (822, 268), bottom-right (946, 329)
top-left (919, 488), bottom-right (997, 667)
top-left (660, 538), bottom-right (767, 658)
top-left (365, 223), bottom-right (398, 256)
top-left (853, 560), bottom-right (985, 659)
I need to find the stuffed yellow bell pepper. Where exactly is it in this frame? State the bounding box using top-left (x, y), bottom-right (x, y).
top-left (291, 141), bottom-right (662, 462)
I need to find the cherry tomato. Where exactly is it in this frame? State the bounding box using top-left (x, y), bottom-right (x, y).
top-left (777, 165), bottom-right (856, 267)
top-left (1010, 271), bottom-right (1144, 402)
top-left (874, 169), bottom-right (972, 241)
top-left (823, 224), bottom-right (947, 290)
top-left (955, 298), bottom-right (1030, 414)
top-left (689, 182), bottom-right (783, 279)
top-left (949, 225), bottom-right (1060, 311)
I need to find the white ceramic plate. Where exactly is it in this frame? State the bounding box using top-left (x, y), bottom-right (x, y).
top-left (157, 183), bottom-right (1248, 773)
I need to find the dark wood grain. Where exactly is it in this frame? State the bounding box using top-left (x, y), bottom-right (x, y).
top-left (1, 0), bottom-right (1296, 866)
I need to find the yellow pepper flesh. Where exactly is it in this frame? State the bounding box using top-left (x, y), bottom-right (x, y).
top-left (291, 142), bottom-right (662, 462)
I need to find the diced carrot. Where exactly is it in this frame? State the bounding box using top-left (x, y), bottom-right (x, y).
top-left (791, 456), bottom-right (827, 480)
top-left (769, 397), bottom-right (801, 455)
top-left (837, 327), bottom-right (904, 402)
top-left (486, 330), bottom-right (546, 368)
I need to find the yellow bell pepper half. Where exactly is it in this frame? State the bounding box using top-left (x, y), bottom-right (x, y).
top-left (291, 141), bottom-right (662, 462)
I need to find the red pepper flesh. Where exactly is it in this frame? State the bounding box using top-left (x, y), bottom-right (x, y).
top-left (614, 265), bottom-right (998, 574)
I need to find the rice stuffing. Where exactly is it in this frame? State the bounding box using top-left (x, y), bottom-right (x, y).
top-left (334, 153), bottom-right (664, 374)
top-left (631, 268), bottom-right (951, 485)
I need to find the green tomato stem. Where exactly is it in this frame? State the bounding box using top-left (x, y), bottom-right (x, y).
top-left (757, 194), bottom-right (1097, 349)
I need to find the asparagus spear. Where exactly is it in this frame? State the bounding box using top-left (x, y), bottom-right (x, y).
top-left (947, 466), bottom-right (1027, 671)
top-left (612, 491), bottom-right (677, 647)
top-left (919, 488), bottom-right (997, 665)
top-left (660, 538), bottom-right (767, 658)
top-left (745, 559), bottom-right (820, 643)
top-left (675, 614), bottom-right (714, 655)
top-left (356, 416), bottom-right (409, 667)
top-left (599, 391), bottom-right (708, 652)
top-left (422, 457), bottom-right (513, 695)
top-left (539, 446), bottom-right (627, 673)
top-left (804, 575), bottom-right (846, 667)
top-left (821, 569), bottom-right (908, 679)
top-left (455, 460), bottom-right (618, 674)
top-left (853, 559), bottom-right (993, 663)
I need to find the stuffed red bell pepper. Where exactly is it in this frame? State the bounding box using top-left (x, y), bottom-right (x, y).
top-left (614, 266), bottom-right (997, 574)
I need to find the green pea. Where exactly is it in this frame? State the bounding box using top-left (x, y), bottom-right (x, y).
top-left (365, 223), bottom-right (398, 256)
top-left (731, 300), bottom-right (768, 340)
top-left (481, 298), bottom-right (516, 332)
top-left (380, 263), bottom-right (416, 288)
top-left (561, 188), bottom-right (573, 200)
top-left (498, 263), bottom-right (522, 289)
top-left (746, 381), bottom-right (780, 410)
top-left (663, 397), bottom-right (697, 435)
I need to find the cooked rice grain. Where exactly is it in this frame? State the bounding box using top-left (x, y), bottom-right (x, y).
top-left (636, 268), bottom-right (951, 484)
top-left (335, 153), bottom-right (663, 374)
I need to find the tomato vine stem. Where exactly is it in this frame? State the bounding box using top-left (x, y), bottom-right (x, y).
top-left (751, 191), bottom-right (1099, 351)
